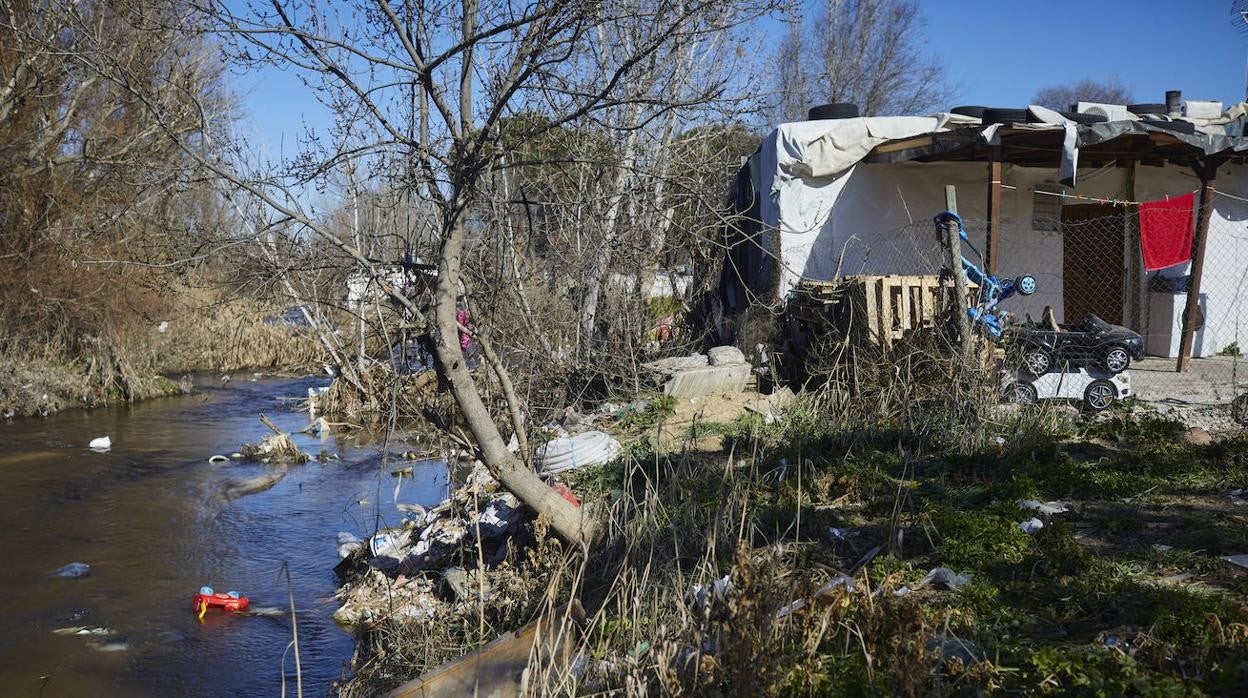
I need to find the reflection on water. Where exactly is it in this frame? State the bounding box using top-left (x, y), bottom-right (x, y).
top-left (0, 376), bottom-right (447, 697)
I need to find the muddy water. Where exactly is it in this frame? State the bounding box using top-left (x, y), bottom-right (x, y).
top-left (0, 376), bottom-right (448, 697)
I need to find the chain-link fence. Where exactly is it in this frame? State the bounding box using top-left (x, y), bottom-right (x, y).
top-left (773, 199), bottom-right (1248, 414)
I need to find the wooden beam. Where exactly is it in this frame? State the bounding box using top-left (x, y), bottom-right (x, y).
top-left (868, 135), bottom-right (933, 155)
top-left (1176, 159), bottom-right (1220, 372)
top-left (943, 185), bottom-right (973, 361)
top-left (985, 148), bottom-right (1003, 275)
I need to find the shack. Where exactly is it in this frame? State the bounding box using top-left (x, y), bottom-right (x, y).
top-left (717, 99), bottom-right (1248, 370)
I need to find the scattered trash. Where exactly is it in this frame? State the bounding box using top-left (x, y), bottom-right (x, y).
top-left (827, 527), bottom-right (854, 541)
top-left (53, 625), bottom-right (110, 636)
top-left (926, 633), bottom-right (987, 667)
top-left (89, 637), bottom-right (130, 652)
top-left (222, 466), bottom-right (290, 499)
top-left (397, 502), bottom-right (427, 516)
top-left (912, 567), bottom-right (970, 590)
top-left (1152, 543), bottom-right (1174, 552)
top-left (370, 531), bottom-right (408, 559)
top-left (440, 566), bottom-right (492, 602)
top-left (237, 414), bottom-right (309, 463)
top-left (1157, 572), bottom-right (1194, 585)
top-left (207, 454), bottom-right (230, 464)
top-left (193, 586), bottom-right (249, 618)
top-left (535, 430), bottom-right (622, 474)
top-left (993, 436), bottom-right (1006, 446)
top-left (552, 482), bottom-right (581, 507)
top-left (55, 562), bottom-right (91, 578)
top-left (337, 532), bottom-right (363, 559)
top-left (1018, 517), bottom-right (1045, 535)
top-left (88, 436), bottom-right (111, 452)
top-left (1017, 499), bottom-right (1069, 515)
top-left (690, 575), bottom-right (733, 611)
top-left (157, 321), bottom-right (169, 333)
top-left (744, 387), bottom-right (796, 423)
top-left (1221, 554), bottom-right (1248, 569)
top-left (775, 575), bottom-right (856, 620)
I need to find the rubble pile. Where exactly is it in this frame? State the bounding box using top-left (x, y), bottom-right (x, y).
top-left (332, 464), bottom-right (546, 627)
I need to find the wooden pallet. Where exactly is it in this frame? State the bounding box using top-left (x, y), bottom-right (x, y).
top-left (791, 275), bottom-right (977, 348)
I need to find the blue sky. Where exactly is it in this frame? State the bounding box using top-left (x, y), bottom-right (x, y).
top-left (923, 0), bottom-right (1247, 108)
top-left (238, 1), bottom-right (1248, 151)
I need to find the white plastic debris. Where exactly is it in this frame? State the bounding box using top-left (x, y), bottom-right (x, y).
top-left (337, 532), bottom-right (363, 559)
top-left (369, 531), bottom-right (407, 559)
top-left (690, 575), bottom-right (733, 610)
top-left (55, 562), bottom-right (91, 578)
top-left (827, 527), bottom-right (852, 541)
top-left (1222, 554), bottom-right (1248, 569)
top-left (1017, 499), bottom-right (1069, 515)
top-left (913, 567), bottom-right (970, 590)
top-left (88, 436), bottom-right (111, 452)
top-left (157, 321), bottom-right (168, 333)
top-left (1019, 517), bottom-right (1045, 535)
top-left (207, 455), bottom-right (230, 464)
top-left (535, 430), bottom-right (622, 474)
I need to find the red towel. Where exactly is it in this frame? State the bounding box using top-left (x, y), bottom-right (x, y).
top-left (1138, 193), bottom-right (1195, 271)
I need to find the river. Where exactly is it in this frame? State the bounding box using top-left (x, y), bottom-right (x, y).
top-left (0, 376), bottom-right (448, 696)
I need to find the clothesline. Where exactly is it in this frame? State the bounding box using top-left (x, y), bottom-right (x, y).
top-left (997, 184), bottom-right (1248, 208)
top-left (998, 184), bottom-right (1194, 208)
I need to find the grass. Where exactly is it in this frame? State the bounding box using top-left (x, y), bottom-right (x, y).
top-left (337, 360), bottom-right (1248, 695)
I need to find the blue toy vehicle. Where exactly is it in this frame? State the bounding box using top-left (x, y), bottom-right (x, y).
top-left (933, 211), bottom-right (1036, 340)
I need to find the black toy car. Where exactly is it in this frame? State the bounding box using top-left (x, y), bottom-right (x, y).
top-left (1005, 310), bottom-right (1145, 376)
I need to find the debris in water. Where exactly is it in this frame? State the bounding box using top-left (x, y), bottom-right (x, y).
top-left (90, 637), bottom-right (130, 652)
top-left (223, 467), bottom-right (289, 499)
top-left (207, 455), bottom-right (230, 464)
top-left (88, 436), bottom-right (111, 452)
top-left (53, 625), bottom-right (110, 636)
top-left (55, 562), bottom-right (91, 578)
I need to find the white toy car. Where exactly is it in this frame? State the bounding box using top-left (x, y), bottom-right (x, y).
top-left (1001, 367), bottom-right (1131, 412)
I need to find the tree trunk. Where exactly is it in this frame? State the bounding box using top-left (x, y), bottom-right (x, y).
top-left (434, 201), bottom-right (592, 545)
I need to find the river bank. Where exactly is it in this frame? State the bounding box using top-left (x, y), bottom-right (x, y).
top-left (333, 386), bottom-right (1248, 695)
top-left (0, 300), bottom-right (326, 419)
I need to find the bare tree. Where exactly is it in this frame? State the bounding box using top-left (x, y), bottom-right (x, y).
top-left (102, 0), bottom-right (778, 546)
top-left (1033, 77), bottom-right (1134, 111)
top-left (771, 0), bottom-right (949, 121)
top-left (0, 0), bottom-right (231, 380)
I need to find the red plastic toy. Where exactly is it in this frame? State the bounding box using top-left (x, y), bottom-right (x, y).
top-left (193, 587), bottom-right (249, 618)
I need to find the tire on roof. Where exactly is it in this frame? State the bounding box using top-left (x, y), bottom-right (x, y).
top-left (807, 103), bottom-right (860, 120)
top-left (980, 107), bottom-right (1029, 125)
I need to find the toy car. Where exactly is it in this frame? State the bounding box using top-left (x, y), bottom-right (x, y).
top-left (1002, 368), bottom-right (1131, 412)
top-left (193, 587), bottom-right (249, 618)
top-left (1005, 309), bottom-right (1144, 376)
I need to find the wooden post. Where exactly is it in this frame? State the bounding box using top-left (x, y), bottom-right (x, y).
top-left (943, 185), bottom-right (973, 360)
top-left (1176, 161), bottom-right (1218, 372)
top-left (986, 148), bottom-right (1003, 275)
